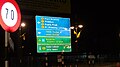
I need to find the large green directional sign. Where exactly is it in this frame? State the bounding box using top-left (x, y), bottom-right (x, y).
top-left (36, 16), bottom-right (71, 53)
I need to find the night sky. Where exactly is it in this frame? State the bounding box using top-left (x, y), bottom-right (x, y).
top-left (71, 0), bottom-right (120, 53)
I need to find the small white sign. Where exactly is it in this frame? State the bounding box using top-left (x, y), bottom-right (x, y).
top-left (1, 2), bottom-right (18, 27)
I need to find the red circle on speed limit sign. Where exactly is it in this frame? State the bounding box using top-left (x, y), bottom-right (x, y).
top-left (0, 0), bottom-right (21, 32)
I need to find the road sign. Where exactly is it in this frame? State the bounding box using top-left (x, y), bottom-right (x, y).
top-left (36, 16), bottom-right (71, 53)
top-left (0, 0), bottom-right (21, 32)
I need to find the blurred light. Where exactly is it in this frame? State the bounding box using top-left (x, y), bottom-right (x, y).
top-left (70, 26), bottom-right (74, 29)
top-left (78, 25), bottom-right (83, 28)
top-left (21, 22), bottom-right (26, 27)
top-left (29, 53), bottom-right (31, 55)
top-left (75, 40), bottom-right (78, 42)
top-left (119, 33), bottom-right (120, 37)
top-left (22, 46), bottom-right (24, 48)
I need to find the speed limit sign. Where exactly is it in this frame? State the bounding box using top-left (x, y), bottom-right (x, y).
top-left (0, 0), bottom-right (21, 32)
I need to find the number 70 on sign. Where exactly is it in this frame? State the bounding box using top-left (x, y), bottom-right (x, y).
top-left (0, 0), bottom-right (21, 32)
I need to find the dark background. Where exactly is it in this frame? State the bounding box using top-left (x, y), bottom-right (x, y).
top-left (71, 0), bottom-right (120, 53)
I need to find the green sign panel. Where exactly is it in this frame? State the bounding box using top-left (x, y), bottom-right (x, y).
top-left (36, 16), bottom-right (71, 53)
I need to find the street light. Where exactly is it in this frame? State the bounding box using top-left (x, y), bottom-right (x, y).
top-left (19, 22), bottom-right (26, 32)
top-left (71, 24), bottom-right (83, 42)
top-left (21, 22), bottom-right (26, 27)
top-left (20, 22), bottom-right (26, 40)
top-left (18, 22), bottom-right (26, 65)
top-left (71, 24), bottom-right (83, 67)
top-left (78, 25), bottom-right (83, 28)
top-left (70, 26), bottom-right (75, 29)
